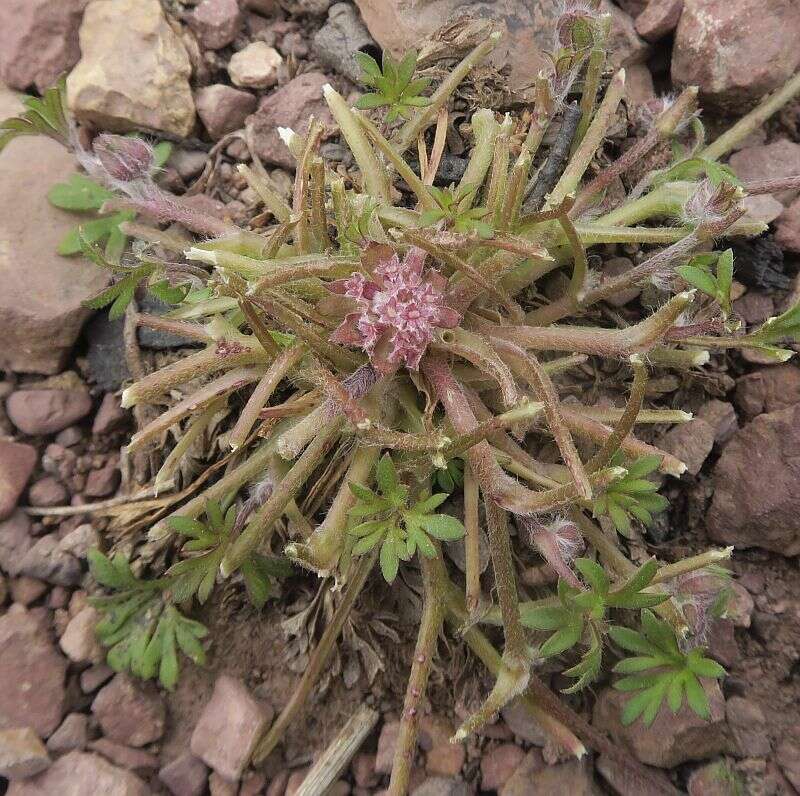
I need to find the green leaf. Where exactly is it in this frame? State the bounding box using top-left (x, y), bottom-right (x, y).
top-left (418, 513), bottom-right (465, 541)
top-left (539, 619), bottom-right (583, 657)
top-left (379, 537), bottom-right (399, 583)
top-left (241, 557), bottom-right (272, 610)
top-left (396, 50), bottom-right (418, 90)
top-left (355, 93), bottom-right (389, 110)
top-left (376, 453), bottom-right (401, 499)
top-left (684, 673), bottom-right (710, 719)
top-left (521, 604), bottom-right (571, 631)
top-left (168, 516), bottom-right (209, 538)
top-left (152, 140), bottom-right (173, 168)
top-left (677, 265), bottom-right (718, 298)
top-left (624, 456), bottom-right (662, 478)
top-left (608, 625), bottom-right (661, 657)
top-left (48, 174), bottom-right (113, 211)
top-left (354, 51), bottom-right (382, 84)
top-left (411, 493), bottom-right (448, 514)
top-left (574, 558), bottom-right (610, 595)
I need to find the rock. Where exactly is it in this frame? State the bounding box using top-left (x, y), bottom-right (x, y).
top-left (188, 0), bottom-right (242, 49)
top-left (725, 581), bottom-right (754, 628)
top-left (80, 663), bottom-right (114, 694)
top-left (0, 441), bottom-right (37, 520)
top-left (47, 714), bottom-right (89, 754)
top-left (695, 400), bottom-right (738, 445)
top-left (313, 3), bottom-right (379, 83)
top-left (7, 389), bottom-right (92, 436)
top-left (281, 0), bottom-right (333, 13)
top-left (67, 0), bottom-right (195, 137)
top-left (92, 393), bottom-right (128, 435)
top-left (85, 314), bottom-right (130, 391)
top-left (209, 772), bottom-right (240, 796)
top-left (775, 197), bottom-right (800, 253)
top-left (480, 743), bottom-right (525, 792)
top-left (55, 426), bottom-right (83, 447)
top-left (707, 405), bottom-right (800, 554)
top-left (596, 753), bottom-right (673, 795)
top-left (28, 477), bottom-right (68, 509)
top-left (511, 758), bottom-right (598, 795)
top-left (240, 772), bottom-right (267, 796)
top-left (229, 41), bottom-right (282, 89)
top-left (425, 739), bottom-right (465, 778)
top-left (0, 89), bottom-right (108, 375)
top-left (6, 750), bottom-right (150, 796)
top-left (0, 605), bottom-right (67, 737)
top-left (672, 0), bottom-right (800, 110)
top-left (706, 619), bottom-right (737, 669)
top-left (247, 72), bottom-right (335, 169)
top-left (159, 753), bottom-right (209, 796)
top-left (58, 524), bottom-right (98, 559)
top-left (600, 257), bottom-right (641, 307)
top-left (18, 534), bottom-right (82, 587)
top-left (168, 149), bottom-right (208, 182)
top-left (734, 365), bottom-right (800, 419)
top-left (732, 291), bottom-right (774, 326)
top-left (728, 139), bottom-right (800, 205)
top-left (0, 0), bottom-right (87, 93)
top-left (92, 674), bottom-right (166, 748)
top-left (137, 294), bottom-right (202, 349)
top-left (352, 753), bottom-right (379, 788)
top-left (89, 739), bottom-right (159, 772)
top-left (0, 727), bottom-right (50, 780)
top-left (412, 777), bottom-right (471, 796)
top-left (266, 769), bottom-right (290, 796)
top-left (353, 0), bottom-right (647, 96)
top-left (635, 0), bottom-right (683, 41)
top-left (190, 674), bottom-right (272, 780)
top-left (687, 759), bottom-right (744, 796)
top-left (84, 462), bottom-right (120, 498)
top-left (59, 606), bottom-right (104, 664)
top-left (625, 63), bottom-right (656, 105)
top-left (498, 749), bottom-right (545, 796)
top-left (195, 84), bottom-right (257, 140)
top-left (9, 577), bottom-right (48, 606)
top-left (725, 697), bottom-right (770, 758)
top-left (775, 739), bottom-right (800, 792)
top-left (741, 194), bottom-right (785, 227)
top-left (592, 684), bottom-right (728, 768)
top-left (500, 698), bottom-right (547, 745)
top-left (0, 511), bottom-right (35, 577)
top-left (730, 235), bottom-right (789, 290)
top-left (657, 417), bottom-right (715, 475)
top-left (374, 720), bottom-right (401, 775)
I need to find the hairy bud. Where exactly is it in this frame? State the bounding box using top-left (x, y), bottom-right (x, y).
top-left (93, 134), bottom-right (155, 182)
top-left (682, 180), bottom-right (742, 227)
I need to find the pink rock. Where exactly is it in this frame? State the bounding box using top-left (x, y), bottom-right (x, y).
top-left (497, 749), bottom-right (545, 796)
top-left (9, 577), bottom-right (47, 607)
top-left (657, 417), bottom-right (715, 475)
top-left (159, 753), bottom-right (209, 796)
top-left (695, 400), bottom-right (738, 445)
top-left (734, 364), bottom-right (800, 419)
top-left (80, 663), bottom-right (114, 694)
top-left (480, 743), bottom-right (525, 792)
top-left (728, 139), bottom-right (800, 205)
top-left (725, 696), bottom-right (770, 758)
top-left (46, 714), bottom-right (88, 754)
top-left (592, 683), bottom-right (727, 768)
top-left (635, 0), bottom-right (683, 41)
top-left (374, 720), bottom-right (400, 775)
top-left (775, 196), bottom-right (800, 253)
top-left (190, 674), bottom-right (272, 781)
top-left (596, 753), bottom-right (672, 795)
top-left (195, 84), bottom-right (257, 140)
top-left (89, 738), bottom-right (159, 773)
top-left (0, 727), bottom-right (50, 780)
top-left (0, 604), bottom-right (67, 737)
top-left (210, 771), bottom-right (240, 796)
top-left (0, 89), bottom-right (108, 375)
top-left (59, 606), bottom-right (104, 664)
top-left (0, 0), bottom-right (88, 93)
top-left (732, 291), bottom-right (774, 327)
top-left (500, 699), bottom-right (546, 745)
top-left (189, 0), bottom-right (243, 49)
top-left (84, 462), bottom-right (120, 498)
top-left (247, 72), bottom-right (336, 170)
top-left (6, 750), bottom-right (150, 796)
top-left (92, 393), bottom-right (128, 435)
top-left (625, 63), bottom-right (656, 106)
top-left (708, 404), bottom-right (800, 554)
top-left (28, 477), bottom-right (68, 509)
top-left (687, 760), bottom-right (742, 796)
top-left (7, 390), bottom-right (92, 436)
top-left (240, 772), bottom-right (268, 796)
top-left (0, 511), bottom-right (36, 577)
top-left (672, 0), bottom-right (800, 109)
top-left (92, 674), bottom-right (166, 748)
top-left (0, 441), bottom-right (36, 520)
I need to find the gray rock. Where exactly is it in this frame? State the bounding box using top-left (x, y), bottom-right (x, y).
top-left (18, 535), bottom-right (83, 587)
top-left (92, 674), bottom-right (166, 748)
top-left (0, 727), bottom-right (50, 780)
top-left (195, 84), bottom-right (257, 140)
top-left (85, 314), bottom-right (130, 391)
top-left (313, 3), bottom-right (378, 83)
top-left (0, 511), bottom-right (36, 577)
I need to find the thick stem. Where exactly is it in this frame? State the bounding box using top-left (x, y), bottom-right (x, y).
top-left (251, 549), bottom-right (378, 763)
top-left (651, 547), bottom-right (733, 585)
top-left (221, 417), bottom-right (344, 575)
top-left (229, 344), bottom-right (305, 450)
top-left (392, 33), bottom-right (501, 154)
top-left (286, 444), bottom-right (381, 575)
top-left (388, 556), bottom-right (445, 796)
top-left (463, 463), bottom-right (482, 617)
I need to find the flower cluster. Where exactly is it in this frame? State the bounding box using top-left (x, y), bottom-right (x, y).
top-left (327, 247), bottom-right (459, 371)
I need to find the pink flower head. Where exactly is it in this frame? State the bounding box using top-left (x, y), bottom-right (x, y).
top-left (327, 246), bottom-right (460, 371)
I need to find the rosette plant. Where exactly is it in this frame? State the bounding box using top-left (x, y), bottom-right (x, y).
top-left (6, 7), bottom-right (800, 792)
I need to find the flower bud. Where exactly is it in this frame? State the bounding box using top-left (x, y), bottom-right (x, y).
top-left (93, 134), bottom-right (155, 182)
